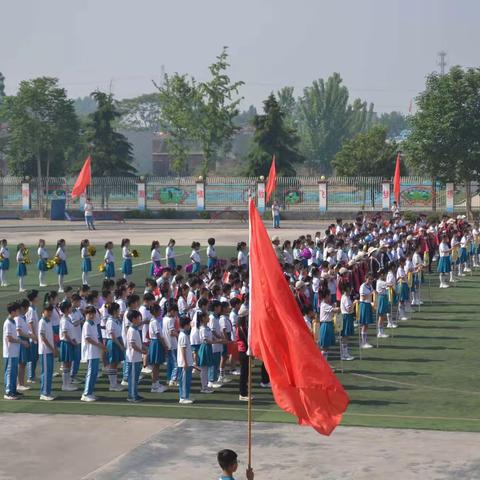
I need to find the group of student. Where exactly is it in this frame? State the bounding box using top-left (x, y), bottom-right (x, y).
top-left (2, 211), bottom-right (479, 405)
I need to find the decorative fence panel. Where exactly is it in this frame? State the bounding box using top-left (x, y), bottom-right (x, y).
top-left (204, 177), bottom-right (257, 211)
top-left (146, 177), bottom-right (197, 210)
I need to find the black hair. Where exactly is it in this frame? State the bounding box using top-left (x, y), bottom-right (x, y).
top-left (195, 311), bottom-right (205, 329)
top-left (126, 309), bottom-right (141, 323)
top-left (211, 300), bottom-right (221, 310)
top-left (208, 237), bottom-right (215, 246)
top-left (84, 305), bottom-right (97, 316)
top-left (126, 294), bottom-right (140, 307)
top-left (27, 289), bottom-right (39, 302)
top-left (7, 302), bottom-right (20, 314)
top-left (107, 302), bottom-right (120, 316)
top-left (71, 293), bottom-right (81, 302)
top-left (217, 449), bottom-right (238, 471)
top-left (42, 304), bottom-right (54, 313)
top-left (150, 303), bottom-right (162, 316)
top-left (179, 316), bottom-right (191, 329)
top-left (143, 292), bottom-right (155, 302)
top-left (59, 300), bottom-right (72, 313)
top-left (121, 238), bottom-right (130, 247)
top-left (102, 288), bottom-right (112, 299)
top-left (20, 299), bottom-right (30, 310)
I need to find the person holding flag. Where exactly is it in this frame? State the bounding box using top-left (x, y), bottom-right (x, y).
top-left (71, 155), bottom-right (93, 230)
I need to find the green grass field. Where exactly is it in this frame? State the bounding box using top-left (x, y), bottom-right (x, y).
top-left (1, 244), bottom-right (480, 432)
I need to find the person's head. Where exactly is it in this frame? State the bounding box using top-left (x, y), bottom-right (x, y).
top-left (42, 304), bottom-right (54, 319)
top-left (179, 315), bottom-right (191, 332)
top-left (80, 239), bottom-right (89, 249)
top-left (121, 238), bottom-right (130, 248)
top-left (126, 294), bottom-right (140, 310)
top-left (145, 278), bottom-right (157, 290)
top-left (7, 301), bottom-right (20, 317)
top-left (59, 300), bottom-right (72, 315)
top-left (217, 449), bottom-right (238, 475)
top-left (107, 302), bottom-right (120, 317)
top-left (125, 308), bottom-right (140, 326)
top-left (38, 239), bottom-right (46, 248)
top-left (84, 305), bottom-right (96, 321)
top-left (150, 303), bottom-right (162, 319)
top-left (230, 297), bottom-right (241, 311)
top-left (1, 239), bottom-right (7, 247)
top-left (115, 285), bottom-right (127, 300)
top-left (105, 241), bottom-right (113, 250)
top-left (71, 293), bottom-right (81, 308)
top-left (17, 242), bottom-right (25, 251)
top-left (168, 238), bottom-right (175, 247)
top-left (127, 281), bottom-right (136, 294)
top-left (102, 289), bottom-right (113, 304)
top-left (87, 291), bottom-right (99, 306)
top-left (208, 237), bottom-right (216, 246)
top-left (151, 240), bottom-right (160, 251)
top-left (365, 272), bottom-right (374, 284)
top-left (211, 299), bottom-right (222, 315)
top-left (19, 298), bottom-right (30, 315)
top-left (143, 292), bottom-right (155, 305)
top-left (57, 239), bottom-right (65, 248)
top-left (27, 289), bottom-right (39, 304)
top-left (166, 302), bottom-right (179, 317)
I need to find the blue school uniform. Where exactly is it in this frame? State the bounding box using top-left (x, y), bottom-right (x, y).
top-left (148, 339), bottom-right (165, 365)
top-left (18, 336), bottom-right (31, 364)
top-left (197, 342), bottom-right (214, 367)
top-left (105, 262), bottom-right (115, 278)
top-left (106, 338), bottom-right (125, 364)
top-left (437, 256), bottom-right (451, 273)
top-left (37, 259), bottom-right (47, 272)
top-left (359, 302), bottom-right (373, 325)
top-left (341, 313), bottom-right (355, 337)
top-left (122, 258), bottom-right (133, 275)
top-left (57, 261), bottom-right (68, 275)
top-left (319, 322), bottom-right (336, 348)
top-left (59, 340), bottom-right (74, 362)
top-left (376, 294), bottom-right (390, 315)
top-left (16, 263), bottom-right (27, 277)
top-left (397, 282), bottom-right (410, 302)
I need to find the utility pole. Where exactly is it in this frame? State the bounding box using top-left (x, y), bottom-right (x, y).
top-left (438, 51), bottom-right (447, 75)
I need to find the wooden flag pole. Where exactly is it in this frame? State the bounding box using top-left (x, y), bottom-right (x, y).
top-left (247, 354), bottom-right (253, 470)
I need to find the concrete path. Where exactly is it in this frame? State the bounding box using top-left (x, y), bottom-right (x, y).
top-left (0, 414), bottom-right (479, 480)
top-left (0, 219), bottom-right (330, 246)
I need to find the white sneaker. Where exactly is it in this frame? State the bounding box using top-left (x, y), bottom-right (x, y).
top-left (109, 385), bottom-right (124, 392)
top-left (377, 332), bottom-right (389, 339)
top-left (19, 289), bottom-right (26, 293)
top-left (464, 268), bottom-right (472, 273)
top-left (260, 382), bottom-right (271, 388)
top-left (341, 355), bottom-right (355, 361)
top-left (200, 388), bottom-right (214, 394)
top-left (80, 394), bottom-right (96, 402)
top-left (120, 380), bottom-right (128, 386)
top-left (1, 283), bottom-right (9, 287)
top-left (239, 395), bottom-right (254, 401)
top-left (231, 369), bottom-right (241, 376)
top-left (17, 385), bottom-right (30, 392)
top-left (217, 376), bottom-right (231, 384)
top-left (151, 385), bottom-right (167, 393)
top-left (208, 381), bottom-right (222, 389)
top-left (168, 380), bottom-right (178, 387)
top-left (179, 398), bottom-right (194, 404)
top-left (26, 378), bottom-right (36, 384)
top-left (39, 284), bottom-right (48, 287)
top-left (39, 395), bottom-right (55, 401)
top-left (361, 343), bottom-right (373, 349)
top-left (61, 385), bottom-right (78, 392)
top-left (141, 366), bottom-right (152, 374)
top-left (459, 273), bottom-right (466, 277)
top-left (70, 378), bottom-right (81, 384)
top-left (386, 323), bottom-right (395, 328)
top-left (400, 316), bottom-right (408, 321)
top-left (3, 394), bottom-right (19, 400)
top-left (58, 289), bottom-right (64, 293)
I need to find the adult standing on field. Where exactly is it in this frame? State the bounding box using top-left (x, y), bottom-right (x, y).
top-left (84, 198), bottom-right (95, 231)
top-left (272, 200), bottom-right (280, 229)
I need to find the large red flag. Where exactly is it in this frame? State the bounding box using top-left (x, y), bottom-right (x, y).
top-left (265, 155), bottom-right (276, 203)
top-left (71, 156), bottom-right (92, 198)
top-left (248, 198), bottom-right (349, 435)
top-left (393, 152), bottom-right (401, 203)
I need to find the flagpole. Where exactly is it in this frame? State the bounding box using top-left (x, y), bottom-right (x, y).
top-left (247, 193), bottom-right (253, 472)
top-left (247, 355), bottom-right (253, 470)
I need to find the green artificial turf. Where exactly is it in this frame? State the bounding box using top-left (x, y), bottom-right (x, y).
top-left (1, 244), bottom-right (480, 432)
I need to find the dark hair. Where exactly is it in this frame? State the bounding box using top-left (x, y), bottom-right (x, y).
top-left (20, 298), bottom-right (30, 310)
top-left (208, 237), bottom-right (215, 246)
top-left (211, 300), bottom-right (221, 310)
top-left (179, 316), bottom-right (191, 329)
top-left (195, 311), bottom-right (205, 329)
top-left (84, 305), bottom-right (96, 316)
top-left (42, 304), bottom-right (54, 313)
top-left (143, 292), bottom-right (155, 302)
top-left (27, 289), bottom-right (39, 301)
top-left (107, 302), bottom-right (120, 316)
top-left (80, 239), bottom-right (89, 250)
top-left (121, 238), bottom-right (130, 247)
top-left (126, 294), bottom-right (140, 307)
top-left (64, 286), bottom-right (73, 294)
top-left (102, 288), bottom-right (112, 299)
top-left (71, 293), bottom-right (81, 302)
top-left (151, 240), bottom-right (159, 251)
top-left (105, 241), bottom-right (113, 249)
top-left (217, 449), bottom-right (238, 471)
top-left (150, 303), bottom-right (162, 317)
top-left (44, 291), bottom-right (58, 305)
top-left (7, 302), bottom-right (20, 314)
top-left (126, 309), bottom-right (141, 323)
top-left (59, 300), bottom-right (72, 313)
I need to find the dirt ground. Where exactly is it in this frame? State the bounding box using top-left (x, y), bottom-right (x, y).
top-left (0, 414), bottom-right (479, 480)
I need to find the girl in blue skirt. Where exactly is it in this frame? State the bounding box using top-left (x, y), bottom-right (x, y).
top-left (396, 258), bottom-right (409, 321)
top-left (15, 299), bottom-right (31, 391)
top-left (190, 241), bottom-right (201, 274)
top-left (340, 283), bottom-right (355, 361)
top-left (58, 300), bottom-right (77, 392)
top-left (197, 312), bottom-right (215, 394)
top-left (437, 234), bottom-right (452, 288)
top-left (386, 263), bottom-right (398, 328)
top-left (150, 240), bottom-right (161, 277)
top-left (359, 273), bottom-right (375, 349)
top-left (16, 243), bottom-right (28, 293)
top-left (319, 293), bottom-right (339, 361)
top-left (104, 241), bottom-right (115, 279)
top-left (375, 269), bottom-right (390, 339)
top-left (105, 302), bottom-right (125, 392)
top-left (80, 239), bottom-right (92, 286)
top-left (0, 238), bottom-right (10, 287)
top-left (121, 238), bottom-right (133, 280)
top-left (37, 239), bottom-right (48, 287)
top-left (148, 303), bottom-right (168, 393)
top-left (55, 239), bottom-right (68, 293)
top-left (166, 239), bottom-right (177, 271)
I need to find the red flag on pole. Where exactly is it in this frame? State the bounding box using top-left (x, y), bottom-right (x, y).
top-left (393, 152), bottom-right (401, 203)
top-left (71, 156), bottom-right (92, 198)
top-left (265, 155), bottom-right (276, 203)
top-left (248, 198), bottom-right (349, 435)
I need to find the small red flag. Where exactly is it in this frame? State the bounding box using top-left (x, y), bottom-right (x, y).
top-left (393, 152), bottom-right (401, 203)
top-left (265, 155), bottom-right (276, 203)
top-left (71, 156), bottom-right (92, 198)
top-left (248, 198), bottom-right (349, 435)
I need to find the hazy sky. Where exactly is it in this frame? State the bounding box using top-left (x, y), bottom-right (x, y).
top-left (1, 0), bottom-right (479, 113)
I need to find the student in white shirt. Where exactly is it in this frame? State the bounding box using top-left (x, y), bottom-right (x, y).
top-left (148, 303), bottom-right (168, 393)
top-left (126, 309), bottom-right (146, 403)
top-left (3, 302), bottom-right (24, 400)
top-left (104, 302), bottom-right (125, 392)
top-left (104, 241), bottom-right (116, 280)
top-left (375, 269), bottom-right (390, 339)
top-left (15, 299), bottom-right (31, 392)
top-left (359, 273), bottom-right (375, 348)
top-left (339, 284), bottom-right (355, 361)
top-left (84, 197), bottom-right (95, 230)
top-left (177, 316), bottom-right (194, 404)
top-left (0, 239), bottom-right (11, 287)
top-left (166, 238), bottom-right (177, 271)
top-left (162, 303), bottom-right (179, 386)
top-left (81, 306), bottom-right (106, 402)
top-left (237, 242), bottom-right (248, 268)
top-left (218, 301), bottom-right (233, 383)
top-left (318, 295), bottom-right (340, 361)
top-left (396, 258), bottom-right (409, 321)
top-left (37, 239), bottom-right (49, 287)
top-left (139, 293), bottom-right (155, 374)
top-left (16, 244), bottom-right (27, 293)
top-left (55, 239), bottom-right (68, 293)
top-left (38, 304), bottom-right (56, 400)
top-left (26, 291), bottom-right (40, 383)
top-left (208, 301), bottom-right (225, 389)
top-left (121, 238), bottom-right (133, 280)
top-left (69, 294), bottom-right (84, 384)
top-left (207, 238), bottom-right (217, 270)
top-left (191, 241), bottom-right (201, 274)
top-left (58, 300), bottom-right (78, 392)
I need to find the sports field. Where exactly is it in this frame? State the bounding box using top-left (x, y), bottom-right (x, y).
top-left (1, 240), bottom-right (480, 433)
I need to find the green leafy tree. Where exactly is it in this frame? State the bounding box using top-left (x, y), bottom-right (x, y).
top-left (234, 105), bottom-right (257, 127)
top-left (117, 93), bottom-right (163, 132)
top-left (276, 86), bottom-right (297, 129)
top-left (84, 91), bottom-right (137, 177)
top-left (296, 73), bottom-right (374, 175)
top-left (405, 66), bottom-right (480, 216)
top-left (73, 96), bottom-right (98, 117)
top-left (156, 47), bottom-right (243, 175)
top-left (375, 111), bottom-right (408, 138)
top-left (247, 93), bottom-right (303, 177)
top-left (1, 77), bottom-right (79, 212)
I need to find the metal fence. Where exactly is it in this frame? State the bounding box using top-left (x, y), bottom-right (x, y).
top-left (0, 176), bottom-right (477, 213)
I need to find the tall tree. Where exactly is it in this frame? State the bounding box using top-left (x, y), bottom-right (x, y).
top-left (375, 111), bottom-right (408, 138)
top-left (117, 93), bottom-right (163, 132)
top-left (1, 77), bottom-right (79, 212)
top-left (84, 91), bottom-right (137, 177)
top-left (276, 86), bottom-right (297, 129)
top-left (405, 66), bottom-right (480, 216)
top-left (156, 47), bottom-right (243, 175)
top-left (247, 93), bottom-right (303, 177)
top-left (296, 73), bottom-right (374, 175)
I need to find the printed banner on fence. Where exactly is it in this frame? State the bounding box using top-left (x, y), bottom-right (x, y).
top-left (257, 181), bottom-right (265, 213)
top-left (319, 181), bottom-right (327, 212)
top-left (21, 183), bottom-right (29, 211)
top-left (137, 182), bottom-right (146, 210)
top-left (446, 182), bottom-right (454, 213)
top-left (196, 181), bottom-right (205, 210)
top-left (382, 181), bottom-right (391, 211)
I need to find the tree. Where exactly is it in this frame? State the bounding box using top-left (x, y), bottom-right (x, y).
top-left (84, 91), bottom-right (137, 177)
top-left (1, 77), bottom-right (79, 213)
top-left (156, 47), bottom-right (243, 175)
top-left (375, 111), bottom-right (408, 138)
top-left (234, 105), bottom-right (257, 127)
top-left (405, 66), bottom-right (480, 217)
top-left (73, 96), bottom-right (98, 117)
top-left (117, 93), bottom-right (163, 132)
top-left (247, 93), bottom-right (303, 177)
top-left (333, 125), bottom-right (398, 176)
top-left (0, 72), bottom-right (5, 104)
top-left (276, 86), bottom-right (297, 129)
top-left (296, 73), bottom-right (374, 175)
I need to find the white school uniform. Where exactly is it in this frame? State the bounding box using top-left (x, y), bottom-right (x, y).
top-left (81, 247), bottom-right (88, 259)
top-left (237, 250), bottom-right (248, 267)
top-left (0, 246), bottom-right (10, 260)
top-left (177, 330), bottom-right (193, 367)
top-left (199, 325), bottom-right (213, 343)
top-left (439, 241), bottom-right (450, 257)
top-left (116, 298), bottom-right (127, 316)
top-left (319, 302), bottom-right (334, 323)
top-left (166, 246), bottom-right (175, 262)
top-left (126, 327), bottom-right (142, 363)
top-left (207, 245), bottom-right (217, 260)
top-left (148, 317), bottom-right (163, 341)
top-left (209, 314), bottom-right (223, 354)
top-left (340, 294), bottom-right (353, 314)
top-left (151, 248), bottom-right (162, 263)
top-left (283, 249), bottom-right (294, 265)
top-left (59, 315), bottom-right (74, 342)
top-left (177, 296), bottom-right (188, 316)
top-left (15, 315), bottom-right (30, 339)
top-left (26, 306), bottom-right (39, 339)
top-left (139, 304), bottom-right (152, 341)
top-left (106, 316), bottom-right (122, 340)
top-left (376, 279), bottom-right (388, 295)
top-left (70, 308), bottom-right (84, 344)
top-left (81, 320), bottom-right (102, 362)
top-left (229, 310), bottom-right (238, 341)
top-left (104, 250), bottom-right (114, 264)
top-left (162, 315), bottom-right (178, 350)
top-left (16, 250), bottom-right (24, 265)
top-left (56, 247), bottom-right (66, 261)
top-left (38, 247), bottom-right (48, 261)
top-left (38, 318), bottom-right (54, 355)
top-left (122, 246), bottom-right (130, 260)
top-left (219, 314), bottom-right (232, 341)
top-left (3, 318), bottom-right (20, 358)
